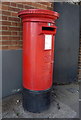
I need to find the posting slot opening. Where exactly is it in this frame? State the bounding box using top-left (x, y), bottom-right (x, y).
top-left (42, 27), bottom-right (55, 31)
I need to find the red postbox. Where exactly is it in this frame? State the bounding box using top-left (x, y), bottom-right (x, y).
top-left (18, 9), bottom-right (59, 113)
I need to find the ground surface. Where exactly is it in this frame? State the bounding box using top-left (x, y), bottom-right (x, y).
top-left (0, 100), bottom-right (2, 119)
top-left (2, 83), bottom-right (79, 118)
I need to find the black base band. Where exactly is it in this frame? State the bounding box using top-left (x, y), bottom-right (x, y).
top-left (23, 88), bottom-right (51, 113)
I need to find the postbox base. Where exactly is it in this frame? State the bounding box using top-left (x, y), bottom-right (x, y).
top-left (23, 88), bottom-right (51, 113)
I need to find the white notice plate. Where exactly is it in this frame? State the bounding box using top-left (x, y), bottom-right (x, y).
top-left (44, 35), bottom-right (52, 50)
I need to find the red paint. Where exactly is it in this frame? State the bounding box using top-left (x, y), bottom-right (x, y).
top-left (18, 9), bottom-right (59, 91)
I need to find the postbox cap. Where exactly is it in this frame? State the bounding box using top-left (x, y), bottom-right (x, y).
top-left (18, 9), bottom-right (59, 22)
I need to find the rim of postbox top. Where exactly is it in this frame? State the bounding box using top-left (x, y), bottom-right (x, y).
top-left (18, 9), bottom-right (59, 20)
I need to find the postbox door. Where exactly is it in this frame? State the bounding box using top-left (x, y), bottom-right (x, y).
top-left (36, 25), bottom-right (56, 90)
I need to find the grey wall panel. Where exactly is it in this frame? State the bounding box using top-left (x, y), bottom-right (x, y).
top-left (0, 50), bottom-right (2, 99)
top-left (54, 3), bottom-right (79, 83)
top-left (2, 50), bottom-right (22, 98)
top-left (78, 5), bottom-right (81, 80)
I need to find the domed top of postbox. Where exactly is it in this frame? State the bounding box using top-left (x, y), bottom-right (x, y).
top-left (18, 9), bottom-right (59, 23)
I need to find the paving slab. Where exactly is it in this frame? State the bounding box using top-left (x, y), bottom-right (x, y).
top-left (2, 83), bottom-right (79, 118)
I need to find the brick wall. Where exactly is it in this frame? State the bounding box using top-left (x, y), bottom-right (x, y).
top-left (0, 2), bottom-right (54, 50)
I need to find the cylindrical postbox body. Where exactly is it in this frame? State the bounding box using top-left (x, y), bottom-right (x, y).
top-left (18, 9), bottom-right (59, 113)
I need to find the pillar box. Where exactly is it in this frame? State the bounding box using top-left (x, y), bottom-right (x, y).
top-left (18, 9), bottom-right (59, 113)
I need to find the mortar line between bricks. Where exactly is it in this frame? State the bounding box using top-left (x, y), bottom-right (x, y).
top-left (0, 20), bottom-right (21, 23)
top-left (0, 33), bottom-right (22, 35)
top-left (0, 36), bottom-right (21, 38)
top-left (0, 15), bottom-right (21, 19)
top-left (0, 25), bottom-right (22, 28)
top-left (2, 44), bottom-right (22, 46)
top-left (0, 30), bottom-right (22, 32)
top-left (1, 39), bottom-right (22, 41)
top-left (0, 31), bottom-right (22, 33)
top-left (0, 39), bottom-right (22, 41)
top-left (1, 49), bottom-right (22, 50)
top-left (1, 35), bottom-right (22, 37)
top-left (0, 13), bottom-right (20, 18)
